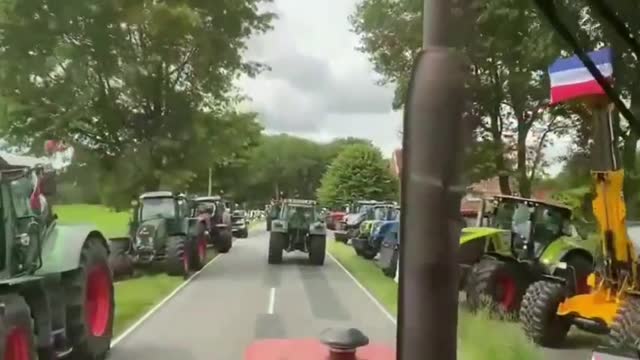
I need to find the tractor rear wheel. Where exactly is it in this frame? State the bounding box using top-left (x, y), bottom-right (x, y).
top-left (216, 229), bottom-right (232, 253)
top-left (0, 294), bottom-right (37, 360)
top-left (63, 236), bottom-right (114, 359)
top-left (107, 239), bottom-right (133, 280)
top-left (609, 296), bottom-right (640, 348)
top-left (165, 235), bottom-right (190, 277)
top-left (190, 223), bottom-right (209, 271)
top-left (308, 235), bottom-right (326, 266)
top-left (465, 258), bottom-right (528, 315)
top-left (519, 280), bottom-right (570, 347)
top-left (268, 232), bottom-right (285, 264)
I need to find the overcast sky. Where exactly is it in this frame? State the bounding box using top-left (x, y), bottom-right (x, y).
top-left (237, 0), bottom-right (569, 175)
top-left (237, 0), bottom-right (402, 157)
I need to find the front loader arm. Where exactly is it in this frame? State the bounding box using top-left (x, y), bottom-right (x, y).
top-left (592, 170), bottom-right (636, 284)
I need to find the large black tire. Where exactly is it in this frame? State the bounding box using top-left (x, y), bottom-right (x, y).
top-left (189, 223), bottom-right (209, 271)
top-left (519, 280), bottom-right (570, 347)
top-left (465, 258), bottom-right (529, 315)
top-left (334, 233), bottom-right (348, 243)
top-left (107, 239), bottom-right (133, 280)
top-left (0, 294), bottom-right (37, 359)
top-left (216, 229), bottom-right (232, 253)
top-left (63, 236), bottom-right (115, 360)
top-left (361, 245), bottom-right (378, 260)
top-left (268, 232), bottom-right (285, 264)
top-left (308, 235), bottom-right (326, 266)
top-left (165, 235), bottom-right (190, 277)
top-left (609, 296), bottom-right (640, 348)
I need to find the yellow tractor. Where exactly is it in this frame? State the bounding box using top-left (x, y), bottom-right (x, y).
top-left (520, 2), bottom-right (640, 350)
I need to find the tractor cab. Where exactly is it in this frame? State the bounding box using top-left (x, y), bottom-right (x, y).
top-left (0, 163), bottom-right (55, 277)
top-left (479, 195), bottom-right (575, 260)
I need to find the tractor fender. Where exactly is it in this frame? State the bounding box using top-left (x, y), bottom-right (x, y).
top-left (35, 224), bottom-right (109, 274)
top-left (539, 236), bottom-right (595, 274)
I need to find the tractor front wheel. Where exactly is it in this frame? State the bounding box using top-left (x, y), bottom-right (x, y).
top-left (465, 258), bottom-right (528, 314)
top-left (63, 236), bottom-right (114, 359)
top-left (216, 229), bottom-right (233, 253)
top-left (308, 235), bottom-right (326, 266)
top-left (609, 296), bottom-right (640, 348)
top-left (190, 223), bottom-right (209, 271)
top-left (0, 294), bottom-right (37, 360)
top-left (519, 280), bottom-right (570, 347)
top-left (165, 235), bottom-right (190, 278)
top-left (268, 232), bottom-right (285, 264)
top-left (361, 245), bottom-right (378, 260)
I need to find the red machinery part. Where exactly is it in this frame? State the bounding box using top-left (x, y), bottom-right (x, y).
top-left (244, 339), bottom-right (395, 360)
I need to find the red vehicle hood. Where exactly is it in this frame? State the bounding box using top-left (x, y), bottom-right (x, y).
top-left (245, 339), bottom-right (395, 360)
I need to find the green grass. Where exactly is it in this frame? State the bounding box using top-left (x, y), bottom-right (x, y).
top-left (328, 240), bottom-right (542, 360)
top-left (55, 204), bottom-right (130, 238)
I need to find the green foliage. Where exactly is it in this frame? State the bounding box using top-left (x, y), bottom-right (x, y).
top-left (0, 0), bottom-right (274, 208)
top-left (317, 143), bottom-right (397, 207)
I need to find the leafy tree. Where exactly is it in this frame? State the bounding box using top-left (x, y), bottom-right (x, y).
top-left (317, 143), bottom-right (397, 207)
top-left (0, 0), bottom-right (274, 207)
top-left (351, 0), bottom-right (580, 197)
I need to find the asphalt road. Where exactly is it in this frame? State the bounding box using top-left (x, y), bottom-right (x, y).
top-left (108, 229), bottom-right (396, 360)
top-left (107, 228), bottom-right (599, 360)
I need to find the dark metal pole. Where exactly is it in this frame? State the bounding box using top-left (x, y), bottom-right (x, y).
top-left (398, 0), bottom-right (471, 359)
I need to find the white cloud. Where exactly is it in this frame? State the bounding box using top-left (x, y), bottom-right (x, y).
top-left (238, 0), bottom-right (402, 157)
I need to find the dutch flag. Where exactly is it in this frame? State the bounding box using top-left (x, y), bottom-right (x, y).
top-left (548, 47), bottom-right (614, 105)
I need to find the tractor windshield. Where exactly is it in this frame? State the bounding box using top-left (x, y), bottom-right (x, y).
top-left (491, 201), bottom-right (517, 230)
top-left (140, 197), bottom-right (175, 221)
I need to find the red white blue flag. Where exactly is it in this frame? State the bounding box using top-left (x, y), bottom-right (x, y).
top-left (548, 47), bottom-right (613, 105)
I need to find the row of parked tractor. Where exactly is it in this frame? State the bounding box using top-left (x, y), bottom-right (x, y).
top-left (109, 191), bottom-right (253, 279)
top-left (328, 194), bottom-right (636, 350)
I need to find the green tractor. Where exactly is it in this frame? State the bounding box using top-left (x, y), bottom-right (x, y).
top-left (268, 199), bottom-right (326, 265)
top-left (109, 191), bottom-right (208, 279)
top-left (0, 161), bottom-right (115, 358)
top-left (461, 195), bottom-right (596, 315)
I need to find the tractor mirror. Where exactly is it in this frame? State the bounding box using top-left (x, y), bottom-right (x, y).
top-left (40, 172), bottom-right (56, 197)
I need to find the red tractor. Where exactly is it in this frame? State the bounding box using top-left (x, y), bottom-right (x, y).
top-left (325, 208), bottom-right (347, 231)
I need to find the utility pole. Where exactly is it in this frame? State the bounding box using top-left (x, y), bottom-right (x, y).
top-left (208, 167), bottom-right (212, 196)
top-left (399, 1), bottom-right (471, 360)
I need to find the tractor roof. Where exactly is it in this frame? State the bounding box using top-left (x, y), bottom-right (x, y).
top-left (140, 191), bottom-right (175, 199)
top-left (491, 194), bottom-right (571, 212)
top-left (194, 195), bottom-right (222, 202)
top-left (284, 199), bottom-right (316, 207)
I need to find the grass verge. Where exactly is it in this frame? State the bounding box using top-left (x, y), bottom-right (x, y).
top-left (328, 240), bottom-right (542, 360)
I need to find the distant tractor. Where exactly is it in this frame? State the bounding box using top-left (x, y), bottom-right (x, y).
top-left (109, 191), bottom-right (207, 278)
top-left (268, 199), bottom-right (326, 265)
top-left (0, 160), bottom-right (116, 358)
top-left (231, 209), bottom-right (249, 238)
top-left (192, 196), bottom-right (233, 253)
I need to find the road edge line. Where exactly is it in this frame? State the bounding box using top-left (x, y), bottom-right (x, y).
top-left (326, 251), bottom-right (397, 325)
top-left (111, 253), bottom-right (223, 347)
